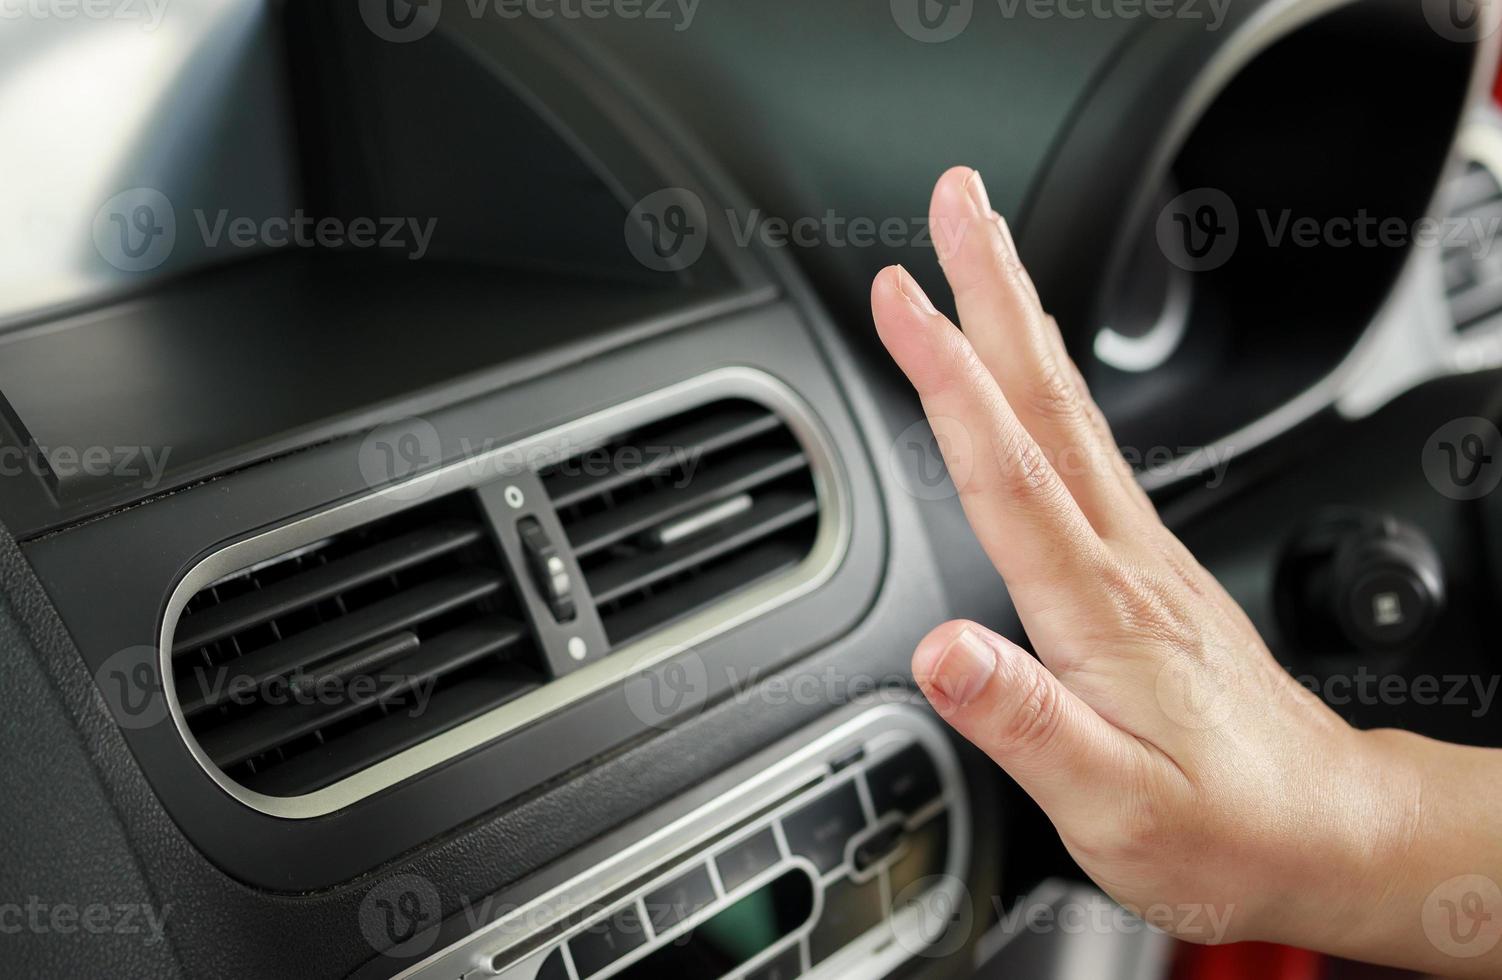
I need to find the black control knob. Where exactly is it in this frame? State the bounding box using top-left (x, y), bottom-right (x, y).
top-left (1277, 512), bottom-right (1445, 656)
top-left (1329, 519), bottom-right (1445, 652)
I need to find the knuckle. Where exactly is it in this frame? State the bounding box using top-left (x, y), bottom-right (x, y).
top-left (910, 335), bottom-right (972, 401)
top-left (996, 248), bottom-right (1038, 301)
top-left (1097, 563), bottom-right (1197, 648)
top-left (993, 661), bottom-right (1063, 751)
top-left (933, 333), bottom-right (979, 392)
top-left (1020, 351), bottom-right (1089, 429)
top-left (902, 316), bottom-right (985, 400)
top-left (1154, 540), bottom-right (1212, 601)
top-left (990, 428), bottom-right (1060, 506)
top-left (1014, 439), bottom-right (1055, 496)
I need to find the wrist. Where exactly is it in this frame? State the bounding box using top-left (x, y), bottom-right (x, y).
top-left (1252, 724), bottom-right (1426, 956)
top-left (1354, 729), bottom-right (1502, 976)
top-left (1325, 728), bottom-right (1428, 951)
top-left (1295, 726), bottom-right (1502, 976)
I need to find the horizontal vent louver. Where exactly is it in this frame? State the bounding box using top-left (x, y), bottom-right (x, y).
top-left (1444, 159), bottom-right (1502, 330)
top-left (541, 399), bottom-right (820, 648)
top-left (170, 493), bottom-right (544, 798)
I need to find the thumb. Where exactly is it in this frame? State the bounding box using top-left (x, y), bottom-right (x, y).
top-left (913, 621), bottom-right (1147, 827)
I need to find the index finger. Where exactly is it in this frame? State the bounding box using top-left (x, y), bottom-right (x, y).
top-left (871, 264), bottom-right (1109, 610)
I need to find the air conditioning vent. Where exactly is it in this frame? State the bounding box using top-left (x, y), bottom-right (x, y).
top-left (168, 493), bottom-right (544, 798)
top-left (1444, 159), bottom-right (1502, 330)
top-left (541, 400), bottom-right (820, 647)
top-left (159, 371), bottom-right (847, 816)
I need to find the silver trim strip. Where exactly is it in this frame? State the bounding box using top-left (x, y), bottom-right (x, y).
top-left (159, 367), bottom-right (852, 819)
top-left (652, 493), bottom-right (753, 546)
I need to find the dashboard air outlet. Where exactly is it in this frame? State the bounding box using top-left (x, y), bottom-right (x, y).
top-left (1443, 159), bottom-right (1502, 330)
top-left (167, 493), bottom-right (544, 798)
top-left (540, 399), bottom-right (819, 648)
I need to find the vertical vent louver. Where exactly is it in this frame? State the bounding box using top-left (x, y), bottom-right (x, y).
top-left (170, 493), bottom-right (544, 798)
top-left (540, 399), bottom-right (820, 648)
top-left (1444, 159), bottom-right (1502, 329)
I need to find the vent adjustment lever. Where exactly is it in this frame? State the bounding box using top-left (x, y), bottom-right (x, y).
top-left (517, 516), bottom-right (576, 623)
top-left (478, 471), bottom-right (610, 680)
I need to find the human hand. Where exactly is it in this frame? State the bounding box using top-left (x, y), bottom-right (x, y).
top-left (871, 167), bottom-right (1502, 976)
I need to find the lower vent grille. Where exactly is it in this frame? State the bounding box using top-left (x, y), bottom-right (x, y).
top-left (540, 400), bottom-right (820, 647)
top-left (170, 493), bottom-right (543, 797)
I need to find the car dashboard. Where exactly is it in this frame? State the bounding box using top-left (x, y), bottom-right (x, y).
top-left (1, 3), bottom-right (1500, 979)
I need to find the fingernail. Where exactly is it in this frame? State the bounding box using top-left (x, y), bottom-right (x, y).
top-left (894, 265), bottom-right (939, 316)
top-left (915, 628), bottom-right (997, 709)
top-left (964, 169), bottom-right (992, 218)
top-left (992, 211), bottom-right (1017, 255)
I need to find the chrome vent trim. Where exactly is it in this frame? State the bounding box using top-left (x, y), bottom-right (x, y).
top-left (168, 497), bottom-right (547, 799)
top-left (159, 368), bottom-right (851, 819)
